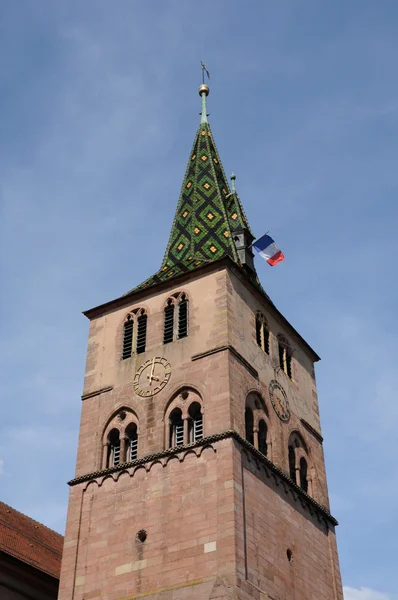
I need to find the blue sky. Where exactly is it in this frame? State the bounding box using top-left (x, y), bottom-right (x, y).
top-left (1, 2), bottom-right (397, 599)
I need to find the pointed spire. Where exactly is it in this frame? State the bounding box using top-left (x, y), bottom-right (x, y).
top-left (125, 81), bottom-right (263, 296)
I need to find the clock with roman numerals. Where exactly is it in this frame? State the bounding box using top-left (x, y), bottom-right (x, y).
top-left (134, 357), bottom-right (171, 398)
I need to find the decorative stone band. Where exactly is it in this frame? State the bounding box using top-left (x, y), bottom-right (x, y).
top-left (67, 430), bottom-right (338, 527)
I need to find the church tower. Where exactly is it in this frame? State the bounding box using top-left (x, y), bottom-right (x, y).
top-left (58, 81), bottom-right (343, 600)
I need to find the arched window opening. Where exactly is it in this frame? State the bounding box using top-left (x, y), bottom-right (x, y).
top-left (188, 402), bottom-right (203, 443)
top-left (108, 429), bottom-right (121, 468)
top-left (178, 295), bottom-right (188, 339)
top-left (299, 457), bottom-right (308, 493)
top-left (245, 408), bottom-right (254, 446)
top-left (278, 335), bottom-right (292, 378)
top-left (126, 423), bottom-right (138, 461)
top-left (288, 445), bottom-right (296, 482)
top-left (163, 300), bottom-right (175, 344)
top-left (169, 408), bottom-right (184, 448)
top-left (136, 312), bottom-right (147, 354)
top-left (122, 316), bottom-right (134, 360)
top-left (255, 313), bottom-right (269, 354)
top-left (258, 420), bottom-right (268, 456)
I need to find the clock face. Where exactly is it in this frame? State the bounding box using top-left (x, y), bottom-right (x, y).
top-left (269, 380), bottom-right (290, 422)
top-left (134, 357), bottom-right (171, 398)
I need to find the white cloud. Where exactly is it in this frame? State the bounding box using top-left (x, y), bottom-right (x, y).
top-left (344, 587), bottom-right (391, 600)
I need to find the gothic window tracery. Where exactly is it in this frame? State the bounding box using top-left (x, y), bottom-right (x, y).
top-left (287, 431), bottom-right (312, 495)
top-left (165, 388), bottom-right (203, 448)
top-left (244, 393), bottom-right (271, 458)
top-left (122, 308), bottom-right (148, 359)
top-left (163, 292), bottom-right (189, 344)
top-left (102, 409), bottom-right (140, 469)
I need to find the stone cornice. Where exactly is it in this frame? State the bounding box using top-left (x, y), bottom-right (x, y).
top-left (68, 430), bottom-right (337, 527)
top-left (81, 386), bottom-right (114, 401)
top-left (191, 345), bottom-right (258, 379)
top-left (301, 418), bottom-right (324, 444)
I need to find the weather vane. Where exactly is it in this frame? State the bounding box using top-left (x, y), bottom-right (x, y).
top-left (201, 61), bottom-right (210, 84)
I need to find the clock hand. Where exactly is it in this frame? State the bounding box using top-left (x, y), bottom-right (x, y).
top-left (148, 357), bottom-right (155, 385)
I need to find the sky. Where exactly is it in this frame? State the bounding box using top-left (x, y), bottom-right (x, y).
top-left (0, 2), bottom-right (397, 599)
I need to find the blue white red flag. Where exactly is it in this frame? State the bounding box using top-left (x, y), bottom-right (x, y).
top-left (252, 234), bottom-right (285, 266)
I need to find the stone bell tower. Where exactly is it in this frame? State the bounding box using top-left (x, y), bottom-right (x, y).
top-left (58, 80), bottom-right (343, 600)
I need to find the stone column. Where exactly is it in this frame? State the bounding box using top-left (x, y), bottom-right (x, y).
top-left (102, 443), bottom-right (109, 469)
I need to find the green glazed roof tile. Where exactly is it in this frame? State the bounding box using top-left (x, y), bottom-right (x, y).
top-left (124, 93), bottom-right (267, 298)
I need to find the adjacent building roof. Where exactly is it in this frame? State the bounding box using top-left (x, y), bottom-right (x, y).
top-left (0, 501), bottom-right (63, 579)
top-left (124, 84), bottom-right (262, 296)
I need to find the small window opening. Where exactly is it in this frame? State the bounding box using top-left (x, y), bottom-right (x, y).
top-left (258, 420), bottom-right (267, 456)
top-left (188, 402), bottom-right (203, 443)
top-left (126, 423), bottom-right (138, 461)
top-left (299, 457), bottom-right (308, 493)
top-left (287, 548), bottom-right (293, 562)
top-left (288, 445), bottom-right (296, 482)
top-left (169, 408), bottom-right (184, 447)
top-left (136, 313), bottom-right (147, 354)
top-left (122, 317), bottom-right (134, 360)
top-left (178, 295), bottom-right (188, 339)
top-left (136, 529), bottom-right (147, 543)
top-left (245, 408), bottom-right (254, 446)
top-left (163, 301), bottom-right (175, 344)
top-left (108, 429), bottom-right (121, 468)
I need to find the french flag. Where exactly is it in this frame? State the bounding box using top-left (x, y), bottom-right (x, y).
top-left (252, 233), bottom-right (285, 267)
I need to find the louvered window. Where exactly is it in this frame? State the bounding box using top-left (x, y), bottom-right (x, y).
top-left (256, 317), bottom-right (262, 346)
top-left (258, 420), bottom-right (267, 456)
top-left (245, 408), bottom-right (254, 446)
top-left (163, 302), bottom-right (175, 344)
top-left (278, 336), bottom-right (292, 378)
top-left (193, 416), bottom-right (203, 441)
top-left (178, 297), bottom-right (188, 339)
top-left (136, 313), bottom-right (147, 354)
top-left (175, 423), bottom-right (184, 446)
top-left (122, 319), bottom-right (134, 359)
top-left (169, 409), bottom-right (184, 447)
top-left (130, 437), bottom-right (138, 461)
top-left (112, 442), bottom-right (121, 467)
top-left (300, 457), bottom-right (308, 493)
top-left (288, 445), bottom-right (296, 482)
top-left (188, 402), bottom-right (203, 443)
top-left (256, 313), bottom-right (269, 354)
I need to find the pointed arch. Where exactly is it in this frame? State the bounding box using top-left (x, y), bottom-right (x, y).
top-left (278, 334), bottom-right (292, 378)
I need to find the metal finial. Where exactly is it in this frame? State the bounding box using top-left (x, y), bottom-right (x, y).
top-left (230, 173), bottom-right (236, 193)
top-left (199, 62), bottom-right (210, 124)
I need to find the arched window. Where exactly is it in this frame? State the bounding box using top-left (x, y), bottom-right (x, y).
top-left (178, 294), bottom-right (188, 339)
top-left (122, 315), bottom-right (134, 359)
top-left (163, 300), bottom-right (175, 344)
top-left (169, 408), bottom-right (184, 448)
top-left (278, 335), bottom-right (292, 378)
top-left (188, 402), bottom-right (203, 443)
top-left (122, 308), bottom-right (147, 359)
top-left (288, 445), bottom-right (296, 481)
top-left (164, 293), bottom-right (189, 344)
top-left (258, 420), bottom-right (268, 456)
top-left (245, 408), bottom-right (254, 446)
top-left (288, 432), bottom-right (311, 494)
top-left (300, 457), bottom-right (308, 493)
top-left (126, 423), bottom-right (138, 461)
top-left (107, 429), bottom-right (120, 467)
top-left (136, 312), bottom-right (147, 354)
top-left (255, 312), bottom-right (269, 354)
